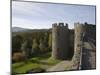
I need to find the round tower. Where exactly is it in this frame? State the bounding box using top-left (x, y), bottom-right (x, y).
top-left (52, 23), bottom-right (69, 60)
top-left (72, 22), bottom-right (84, 68)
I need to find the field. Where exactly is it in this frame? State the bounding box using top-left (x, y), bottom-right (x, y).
top-left (12, 52), bottom-right (61, 74)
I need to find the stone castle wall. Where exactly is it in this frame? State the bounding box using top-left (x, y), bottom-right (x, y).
top-left (72, 23), bottom-right (84, 69)
top-left (52, 23), bottom-right (69, 60)
top-left (51, 22), bottom-right (96, 69)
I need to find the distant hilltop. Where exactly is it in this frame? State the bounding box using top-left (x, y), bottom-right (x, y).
top-left (12, 27), bottom-right (30, 32)
top-left (12, 23), bottom-right (95, 32)
top-left (12, 27), bottom-right (52, 32)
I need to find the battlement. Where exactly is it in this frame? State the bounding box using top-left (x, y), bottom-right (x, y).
top-left (52, 23), bottom-right (57, 27)
top-left (52, 22), bottom-right (68, 28)
top-left (52, 22), bottom-right (86, 60)
top-left (52, 22), bottom-right (69, 60)
top-left (74, 22), bottom-right (84, 27)
top-left (74, 22), bottom-right (85, 33)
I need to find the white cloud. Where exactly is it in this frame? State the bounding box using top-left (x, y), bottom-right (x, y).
top-left (12, 17), bottom-right (53, 29)
top-left (12, 1), bottom-right (95, 29)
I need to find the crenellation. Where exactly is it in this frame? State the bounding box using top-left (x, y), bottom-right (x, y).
top-left (52, 23), bottom-right (57, 27)
top-left (51, 22), bottom-right (96, 70)
top-left (59, 23), bottom-right (64, 26)
top-left (52, 22), bottom-right (70, 60)
top-left (65, 23), bottom-right (68, 27)
top-left (52, 22), bottom-right (85, 61)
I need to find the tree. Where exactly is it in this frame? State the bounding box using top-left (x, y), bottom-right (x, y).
top-left (12, 35), bottom-right (23, 53)
top-left (21, 41), bottom-right (27, 51)
top-left (39, 39), bottom-right (45, 52)
top-left (48, 33), bottom-right (52, 48)
top-left (43, 32), bottom-right (49, 47)
top-left (21, 41), bottom-right (27, 57)
top-left (21, 39), bottom-right (32, 58)
top-left (32, 39), bottom-right (39, 54)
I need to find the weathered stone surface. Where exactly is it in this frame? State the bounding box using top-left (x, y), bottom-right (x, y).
top-left (51, 22), bottom-right (96, 70)
top-left (52, 23), bottom-right (69, 60)
top-left (72, 23), bottom-right (84, 69)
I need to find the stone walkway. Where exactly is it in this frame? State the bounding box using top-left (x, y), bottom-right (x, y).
top-left (46, 60), bottom-right (78, 72)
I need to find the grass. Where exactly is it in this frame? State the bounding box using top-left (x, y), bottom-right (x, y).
top-left (13, 62), bottom-right (40, 73)
top-left (47, 57), bottom-right (61, 65)
top-left (12, 62), bottom-right (24, 68)
top-left (12, 52), bottom-right (52, 74)
top-left (12, 59), bottom-right (44, 74)
top-left (12, 52), bottom-right (62, 74)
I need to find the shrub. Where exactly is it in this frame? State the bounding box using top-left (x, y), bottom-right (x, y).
top-left (12, 52), bottom-right (26, 62)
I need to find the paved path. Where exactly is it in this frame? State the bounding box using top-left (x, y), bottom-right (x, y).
top-left (46, 60), bottom-right (78, 72)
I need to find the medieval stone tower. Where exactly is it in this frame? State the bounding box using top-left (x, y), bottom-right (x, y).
top-left (51, 22), bottom-right (96, 69)
top-left (74, 22), bottom-right (84, 57)
top-left (52, 23), bottom-right (69, 60)
top-left (72, 22), bottom-right (84, 69)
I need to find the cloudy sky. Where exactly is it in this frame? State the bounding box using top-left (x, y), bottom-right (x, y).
top-left (12, 1), bottom-right (96, 29)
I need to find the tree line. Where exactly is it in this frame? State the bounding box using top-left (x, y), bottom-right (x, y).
top-left (12, 31), bottom-right (52, 61)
